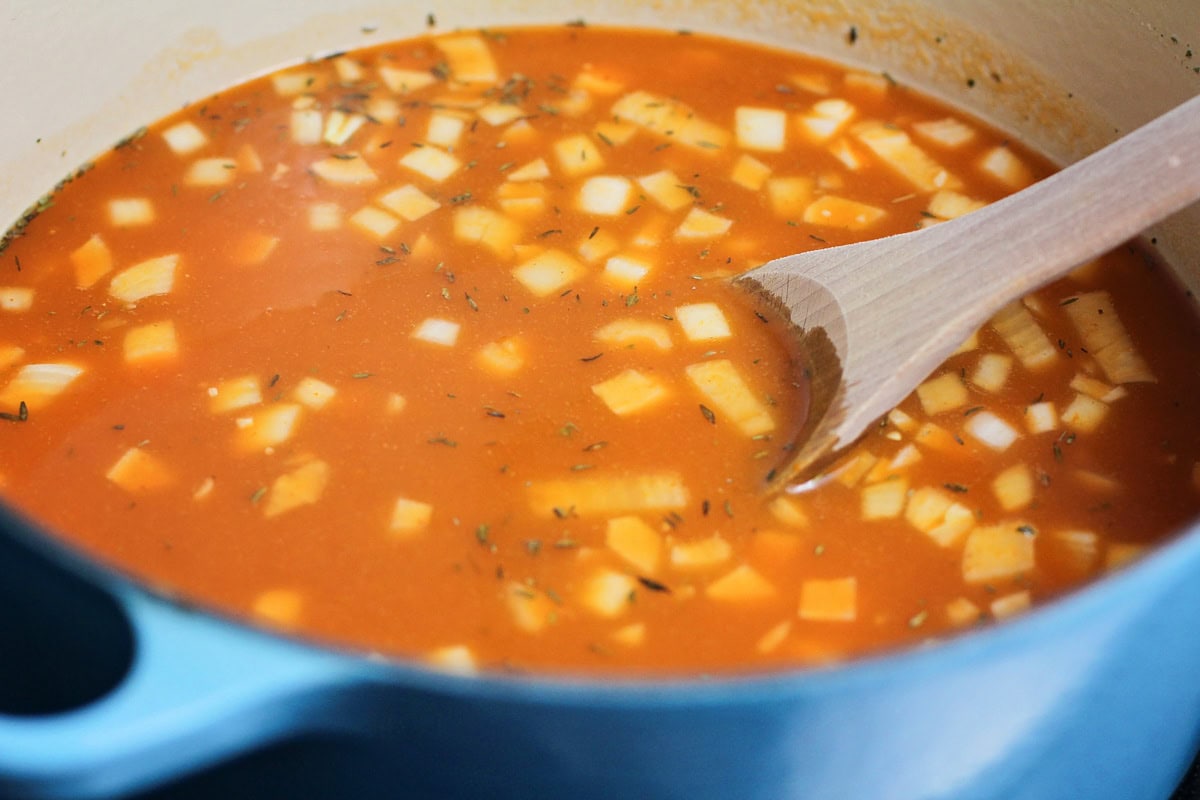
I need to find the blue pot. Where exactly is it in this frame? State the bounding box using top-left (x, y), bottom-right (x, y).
top-left (0, 498), bottom-right (1197, 799)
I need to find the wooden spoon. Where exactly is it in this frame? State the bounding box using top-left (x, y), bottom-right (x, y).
top-left (735, 93), bottom-right (1200, 488)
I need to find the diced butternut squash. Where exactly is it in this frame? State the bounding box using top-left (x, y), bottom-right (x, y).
top-left (427, 645), bottom-right (477, 675)
top-left (1050, 529), bottom-right (1100, 575)
top-left (767, 495), bottom-right (809, 528)
top-left (263, 459), bottom-right (330, 518)
top-left (603, 254), bottom-right (651, 285)
top-left (611, 623), bottom-right (647, 647)
top-left (272, 70), bottom-right (319, 96)
top-left (513, 249), bottom-right (585, 296)
top-left (162, 121), bottom-right (209, 155)
top-left (412, 317), bottom-right (461, 347)
top-left (106, 447), bottom-right (173, 492)
top-left (674, 207), bottom-right (732, 240)
top-left (916, 372), bottom-right (969, 415)
top-left (579, 569), bottom-right (637, 618)
top-left (291, 108), bottom-right (323, 145)
top-left (208, 375), bottom-right (262, 414)
top-left (927, 189), bottom-right (985, 220)
top-left (990, 590), bottom-right (1031, 620)
top-left (706, 565), bottom-right (776, 602)
top-left (592, 369), bottom-right (669, 416)
top-left (108, 197), bottom-right (155, 227)
top-left (735, 106), bottom-right (787, 151)
top-left (0, 362), bottom-right (83, 411)
top-left (292, 377), bottom-right (336, 410)
top-left (527, 473), bottom-right (689, 517)
top-left (390, 497), bottom-right (434, 537)
top-left (70, 234), bottom-right (114, 289)
top-left (971, 353), bottom-right (1013, 393)
top-left (507, 158), bottom-right (551, 182)
top-left (961, 523), bottom-right (1035, 583)
top-left (684, 359), bottom-right (774, 436)
top-left (236, 403), bottom-right (302, 451)
top-left (964, 410), bottom-right (1020, 452)
top-left (349, 206), bottom-right (399, 240)
top-left (308, 202), bottom-right (343, 231)
top-left (756, 620), bottom-right (792, 654)
top-left (399, 147), bottom-right (460, 182)
top-left (861, 478), bottom-right (908, 520)
top-left (553, 134), bottom-right (605, 176)
top-left (803, 195), bottom-right (886, 230)
top-left (798, 577), bottom-right (857, 621)
top-left (945, 596), bottom-right (982, 627)
top-left (912, 117), bottom-right (976, 148)
top-left (184, 157), bottom-right (238, 187)
top-left (605, 515), bottom-right (664, 575)
top-left (637, 170), bottom-right (694, 211)
top-left (434, 34), bottom-right (499, 85)
top-left (670, 534), bottom-right (733, 569)
top-left (731, 154), bottom-right (771, 190)
top-left (478, 102), bottom-right (526, 126)
top-left (310, 153), bottom-right (378, 185)
top-left (578, 175), bottom-right (633, 215)
top-left (765, 177), bottom-right (814, 217)
top-left (506, 582), bottom-right (559, 632)
top-left (611, 90), bottom-right (731, 151)
top-left (991, 301), bottom-right (1057, 369)
top-left (496, 181), bottom-right (547, 217)
top-left (1024, 401), bottom-right (1058, 434)
top-left (675, 302), bottom-right (732, 342)
top-left (594, 319), bottom-right (673, 351)
top-left (455, 206), bottom-right (522, 258)
top-left (233, 232), bottom-right (279, 266)
top-left (379, 65), bottom-right (436, 95)
top-left (476, 337), bottom-right (526, 375)
top-left (1060, 393), bottom-right (1108, 433)
top-left (0, 288), bottom-right (33, 313)
top-left (979, 145), bottom-right (1034, 189)
top-left (252, 588), bottom-right (304, 628)
top-left (905, 486), bottom-right (974, 547)
top-left (834, 450), bottom-right (878, 487)
top-left (378, 184), bottom-right (440, 221)
top-left (992, 463), bottom-right (1034, 511)
top-left (425, 112), bottom-right (465, 148)
top-left (797, 98), bottom-right (856, 142)
top-left (1062, 291), bottom-right (1155, 384)
top-left (853, 121), bottom-right (960, 191)
top-left (123, 321), bottom-right (178, 365)
top-left (109, 254), bottom-right (178, 304)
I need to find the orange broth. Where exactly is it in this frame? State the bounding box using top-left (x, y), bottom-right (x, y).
top-left (2, 26), bottom-right (1199, 675)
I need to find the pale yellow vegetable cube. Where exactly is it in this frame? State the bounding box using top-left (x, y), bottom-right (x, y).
top-left (578, 175), bottom-right (633, 215)
top-left (675, 208), bottom-right (731, 240)
top-left (964, 410), bottom-right (1020, 451)
top-left (735, 106), bottom-right (787, 151)
top-left (386, 393), bottom-right (408, 415)
top-left (263, 459), bottom-right (330, 518)
top-left (675, 302), bottom-right (732, 342)
top-left (476, 337), bottom-right (526, 375)
top-left (477, 102), bottom-right (526, 127)
top-left (767, 495), bottom-right (809, 528)
top-left (496, 181), bottom-right (547, 217)
top-left (594, 319), bottom-right (673, 351)
top-left (591, 369), bottom-right (669, 416)
top-left (253, 588), bottom-right (304, 628)
top-left (844, 71), bottom-right (890, 93)
top-left (853, 121), bottom-right (960, 191)
top-left (106, 447), bottom-right (173, 492)
top-left (233, 232), bottom-right (279, 266)
top-left (412, 317), bottom-right (460, 347)
top-left (162, 121), bottom-right (209, 155)
top-left (979, 145), bottom-right (1034, 189)
top-left (70, 234), bottom-right (114, 289)
top-left (236, 141), bottom-right (262, 169)
top-left (962, 523), bottom-right (1035, 584)
top-left (798, 577), bottom-right (857, 621)
top-left (1069, 373), bottom-right (1126, 404)
top-left (945, 596), bottom-right (982, 627)
top-left (514, 249), bottom-right (585, 296)
top-left (886, 408), bottom-right (917, 433)
top-left (990, 590), bottom-right (1031, 620)
top-left (834, 450), bottom-right (878, 488)
top-left (916, 372), bottom-right (969, 415)
top-left (0, 288), bottom-right (33, 313)
top-left (913, 117), bottom-right (976, 149)
top-left (554, 134), bottom-right (605, 176)
top-left (971, 353), bottom-right (1013, 393)
top-left (184, 157), bottom-right (237, 187)
top-left (427, 645), bottom-right (477, 675)
top-left (1052, 529), bottom-right (1100, 575)
top-left (455, 206), bottom-right (522, 258)
top-left (527, 473), bottom-right (689, 517)
top-left (1060, 393), bottom-right (1108, 433)
top-left (611, 90), bottom-right (730, 151)
top-left (399, 147), bottom-right (460, 183)
top-left (507, 158), bottom-right (551, 182)
top-left (272, 70), bottom-right (319, 96)
top-left (861, 478), bottom-right (908, 520)
top-left (603, 254), bottom-right (651, 286)
top-left (123, 321), bottom-right (178, 365)
top-left (731, 154), bottom-right (772, 190)
top-left (390, 497), bottom-right (433, 537)
top-left (605, 515), bottom-right (663, 575)
top-left (311, 153), bottom-right (378, 186)
top-left (506, 583), bottom-right (558, 633)
top-left (379, 65), bottom-right (436, 94)
top-left (611, 623), bottom-right (647, 648)
top-left (1062, 291), bottom-right (1155, 384)
top-left (594, 119), bottom-right (637, 147)
top-left (864, 479), bottom-right (907, 522)
top-left (637, 170), bottom-right (694, 212)
top-left (684, 359), bottom-right (774, 436)
top-left (578, 229), bottom-right (620, 264)
top-left (797, 98), bottom-right (856, 142)
top-left (927, 189), bottom-right (986, 221)
top-left (912, 422), bottom-right (963, 455)
top-left (803, 195), bottom-right (886, 230)
top-left (378, 184), bottom-right (440, 221)
top-left (308, 202), bottom-right (343, 232)
top-left (1024, 401), bottom-right (1058, 434)
top-left (706, 565), bottom-right (776, 602)
top-left (290, 108), bottom-right (323, 145)
top-left (756, 620), bottom-right (792, 654)
top-left (209, 375), bottom-right (262, 414)
top-left (109, 254), bottom-right (178, 304)
top-left (670, 534), bottom-right (733, 569)
top-left (349, 206), bottom-right (399, 240)
top-left (579, 569), bottom-right (637, 618)
top-left (108, 197), bottom-right (155, 227)
top-left (789, 72), bottom-right (833, 95)
top-left (237, 403), bottom-right (302, 451)
top-left (992, 463), bottom-right (1034, 511)
top-left (904, 486), bottom-right (953, 532)
top-left (292, 377), bottom-right (337, 410)
top-left (765, 177), bottom-right (815, 217)
top-left (425, 112), bottom-right (466, 148)
top-left (434, 34), bottom-right (498, 84)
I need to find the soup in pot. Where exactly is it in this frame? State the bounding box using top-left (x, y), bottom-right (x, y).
top-left (2, 25), bottom-right (1198, 674)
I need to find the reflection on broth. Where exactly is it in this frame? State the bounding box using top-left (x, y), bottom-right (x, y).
top-left (1, 25), bottom-right (1198, 675)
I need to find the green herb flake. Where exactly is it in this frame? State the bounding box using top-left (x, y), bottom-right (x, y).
top-left (699, 404), bottom-right (716, 424)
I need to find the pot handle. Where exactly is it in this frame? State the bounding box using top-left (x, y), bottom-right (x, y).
top-left (0, 585), bottom-right (361, 799)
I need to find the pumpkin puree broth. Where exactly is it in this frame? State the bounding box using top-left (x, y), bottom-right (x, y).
top-left (1, 26), bottom-right (1198, 674)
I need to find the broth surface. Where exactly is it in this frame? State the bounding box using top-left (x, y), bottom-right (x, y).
top-left (2, 26), bottom-right (1199, 674)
